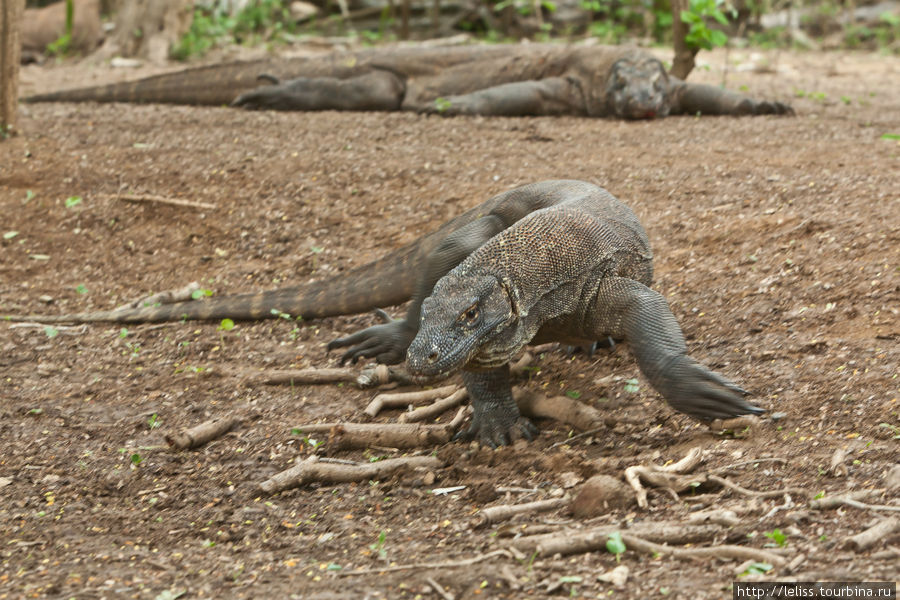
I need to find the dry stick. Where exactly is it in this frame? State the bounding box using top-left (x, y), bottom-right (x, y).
top-left (337, 549), bottom-right (510, 577)
top-left (425, 577), bottom-right (454, 600)
top-left (620, 533), bottom-right (787, 567)
top-left (844, 518), bottom-right (899, 551)
top-left (809, 489), bottom-right (881, 510)
top-left (365, 384), bottom-right (459, 417)
top-left (114, 281), bottom-right (200, 311)
top-left (624, 447), bottom-right (704, 509)
top-left (244, 364), bottom-right (396, 388)
top-left (707, 475), bottom-right (807, 499)
top-left (104, 192), bottom-right (217, 211)
top-left (260, 454), bottom-right (443, 494)
top-left (473, 497), bottom-right (569, 528)
top-left (400, 388), bottom-right (468, 423)
top-left (812, 496), bottom-right (900, 513)
top-left (512, 522), bottom-right (727, 556)
top-left (291, 407), bottom-right (467, 450)
top-left (514, 390), bottom-right (607, 430)
top-left (165, 417), bottom-right (237, 450)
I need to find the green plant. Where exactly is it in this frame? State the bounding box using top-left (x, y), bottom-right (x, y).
top-left (764, 528), bottom-right (787, 547)
top-left (47, 0), bottom-right (74, 56)
top-left (681, 0), bottom-right (732, 50)
top-left (64, 196), bottom-right (82, 209)
top-left (606, 531), bottom-right (626, 562)
top-left (369, 530), bottom-right (387, 559)
top-left (739, 562), bottom-right (773, 577)
top-left (148, 413), bottom-right (160, 430)
top-left (624, 378), bottom-right (639, 393)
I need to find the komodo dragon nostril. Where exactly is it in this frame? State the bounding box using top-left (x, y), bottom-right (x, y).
top-left (427, 350), bottom-right (439, 363)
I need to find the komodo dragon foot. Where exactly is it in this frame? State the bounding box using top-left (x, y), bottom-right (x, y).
top-left (327, 310), bottom-right (417, 366)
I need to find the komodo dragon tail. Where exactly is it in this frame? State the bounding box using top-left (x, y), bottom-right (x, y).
top-left (23, 59), bottom-right (296, 106)
top-left (5, 246), bottom-right (422, 324)
top-left (5, 193), bottom-right (510, 325)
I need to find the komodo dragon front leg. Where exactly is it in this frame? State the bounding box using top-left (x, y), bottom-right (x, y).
top-left (583, 276), bottom-right (761, 420)
top-left (671, 80), bottom-right (794, 116)
top-left (230, 69), bottom-right (405, 111)
top-left (408, 77), bottom-right (587, 117)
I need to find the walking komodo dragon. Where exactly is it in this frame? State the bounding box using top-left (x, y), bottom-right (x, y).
top-left (25, 44), bottom-right (792, 119)
top-left (8, 181), bottom-right (763, 446)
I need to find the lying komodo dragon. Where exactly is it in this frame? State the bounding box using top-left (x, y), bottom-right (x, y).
top-left (24, 43), bottom-right (792, 119)
top-left (8, 180), bottom-right (763, 445)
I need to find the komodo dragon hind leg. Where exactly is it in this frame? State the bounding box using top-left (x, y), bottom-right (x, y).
top-left (231, 70), bottom-right (405, 111)
top-left (454, 365), bottom-right (539, 448)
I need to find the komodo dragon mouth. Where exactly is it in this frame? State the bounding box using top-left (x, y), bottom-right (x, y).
top-left (605, 56), bottom-right (671, 119)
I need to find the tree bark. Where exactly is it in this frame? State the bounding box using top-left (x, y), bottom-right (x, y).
top-left (1, 0), bottom-right (25, 137)
top-left (671, 0), bottom-right (698, 80)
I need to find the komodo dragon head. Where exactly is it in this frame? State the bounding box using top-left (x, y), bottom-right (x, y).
top-left (604, 56), bottom-right (672, 119)
top-left (406, 271), bottom-right (520, 380)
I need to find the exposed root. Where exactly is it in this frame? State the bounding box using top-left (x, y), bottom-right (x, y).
top-left (810, 490), bottom-right (900, 513)
top-left (624, 448), bottom-right (704, 509)
top-left (165, 417), bottom-right (237, 450)
top-left (510, 522), bottom-right (728, 556)
top-left (620, 533), bottom-right (787, 566)
top-left (473, 497), bottom-right (569, 528)
top-left (707, 475), bottom-right (807, 499)
top-left (260, 454), bottom-right (443, 494)
top-left (843, 517), bottom-right (899, 551)
top-left (399, 388), bottom-right (468, 423)
top-left (365, 384), bottom-right (459, 417)
top-left (291, 407), bottom-right (467, 450)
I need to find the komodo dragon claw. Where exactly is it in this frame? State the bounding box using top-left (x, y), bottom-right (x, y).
top-left (327, 314), bottom-right (416, 366)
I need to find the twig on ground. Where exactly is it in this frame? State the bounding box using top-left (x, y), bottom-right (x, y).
top-left (473, 497), bottom-right (569, 528)
top-left (260, 454), bottom-right (443, 493)
top-left (425, 577), bottom-right (455, 600)
top-left (336, 549), bottom-right (511, 577)
top-left (624, 447), bottom-right (704, 509)
top-left (509, 352), bottom-right (534, 378)
top-left (620, 533), bottom-right (787, 566)
top-left (685, 509), bottom-right (741, 527)
top-left (708, 475), bottom-right (807, 499)
top-left (365, 384), bottom-right (459, 417)
top-left (808, 489), bottom-right (882, 510)
top-left (291, 407), bottom-right (467, 449)
top-left (843, 517), bottom-right (899, 551)
top-left (165, 417), bottom-right (237, 450)
top-left (399, 388), bottom-right (468, 423)
top-left (9, 322), bottom-right (87, 334)
top-left (114, 281), bottom-right (200, 311)
top-left (549, 427), bottom-right (606, 449)
top-left (812, 496), bottom-right (900, 513)
top-left (104, 192), bottom-right (217, 211)
top-left (242, 364), bottom-right (398, 388)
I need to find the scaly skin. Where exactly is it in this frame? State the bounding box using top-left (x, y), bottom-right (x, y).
top-left (24, 44), bottom-right (793, 119)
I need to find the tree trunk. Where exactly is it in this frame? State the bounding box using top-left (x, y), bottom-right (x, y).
top-left (1, 0), bottom-right (25, 137)
top-left (97, 0), bottom-right (193, 63)
top-left (671, 0), bottom-right (698, 80)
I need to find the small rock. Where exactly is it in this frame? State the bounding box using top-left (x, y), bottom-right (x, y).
top-left (422, 471), bottom-right (436, 486)
top-left (38, 295), bottom-right (54, 304)
top-left (570, 474), bottom-right (633, 518)
top-left (885, 464), bottom-right (900, 492)
top-left (597, 565), bottom-right (628, 588)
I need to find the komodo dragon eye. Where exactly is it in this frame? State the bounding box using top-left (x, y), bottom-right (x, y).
top-left (458, 304), bottom-right (480, 325)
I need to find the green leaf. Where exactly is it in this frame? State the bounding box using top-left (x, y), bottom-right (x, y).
top-left (191, 288), bottom-right (213, 300)
top-left (880, 133), bottom-right (900, 141)
top-left (64, 196), bottom-right (82, 209)
top-left (565, 390), bottom-right (581, 399)
top-left (130, 453), bottom-right (143, 466)
top-left (740, 562), bottom-right (773, 576)
top-left (218, 318), bottom-right (235, 331)
top-left (3, 231), bottom-right (18, 240)
top-left (119, 328), bottom-right (129, 339)
top-left (24, 190), bottom-right (34, 203)
top-left (763, 528), bottom-right (787, 547)
top-left (75, 284), bottom-right (88, 294)
top-left (606, 531), bottom-right (626, 556)
top-left (44, 326), bottom-right (59, 339)
top-left (624, 378), bottom-right (640, 393)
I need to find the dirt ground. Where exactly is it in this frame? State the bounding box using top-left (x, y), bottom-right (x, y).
top-left (1, 44), bottom-right (898, 599)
